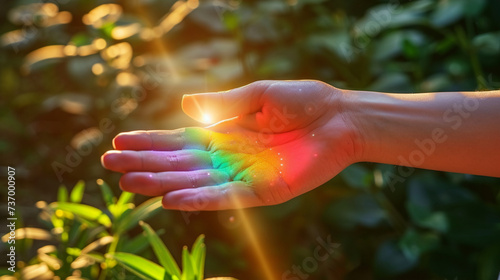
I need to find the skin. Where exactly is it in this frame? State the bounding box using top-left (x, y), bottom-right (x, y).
top-left (101, 80), bottom-right (500, 210)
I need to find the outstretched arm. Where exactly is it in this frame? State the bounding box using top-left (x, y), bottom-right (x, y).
top-left (348, 89), bottom-right (500, 177)
top-left (101, 81), bottom-right (500, 210)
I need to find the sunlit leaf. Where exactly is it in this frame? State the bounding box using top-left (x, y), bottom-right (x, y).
top-left (58, 185), bottom-right (68, 202)
top-left (37, 252), bottom-right (62, 270)
top-left (1, 228), bottom-right (52, 242)
top-left (22, 45), bottom-right (66, 73)
top-left (51, 202), bottom-right (111, 227)
top-left (21, 263), bottom-right (54, 280)
top-left (191, 235), bottom-right (206, 280)
top-left (181, 246), bottom-right (195, 280)
top-left (96, 179), bottom-right (115, 207)
top-left (81, 235), bottom-right (114, 254)
top-left (140, 221), bottom-right (181, 278)
top-left (82, 4), bottom-right (122, 28)
top-left (108, 252), bottom-right (165, 280)
top-left (115, 197), bottom-right (162, 234)
top-left (71, 252), bottom-right (105, 269)
top-left (70, 180), bottom-right (85, 203)
top-left (117, 191), bottom-right (135, 206)
top-left (109, 203), bottom-right (134, 220)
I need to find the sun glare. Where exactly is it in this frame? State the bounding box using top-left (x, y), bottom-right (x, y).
top-left (202, 113), bottom-right (212, 124)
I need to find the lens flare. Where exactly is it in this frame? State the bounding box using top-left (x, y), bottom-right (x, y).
top-left (202, 113), bottom-right (212, 124)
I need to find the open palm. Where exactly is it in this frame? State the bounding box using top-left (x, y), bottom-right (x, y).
top-left (101, 80), bottom-right (359, 210)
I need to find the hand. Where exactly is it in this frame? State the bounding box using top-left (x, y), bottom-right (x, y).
top-left (101, 80), bottom-right (361, 210)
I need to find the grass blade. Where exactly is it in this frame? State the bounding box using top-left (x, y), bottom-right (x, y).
top-left (70, 180), bottom-right (85, 203)
top-left (181, 246), bottom-right (195, 280)
top-left (120, 229), bottom-right (162, 254)
top-left (190, 235), bottom-right (205, 279)
top-left (117, 191), bottom-right (135, 206)
top-left (108, 252), bottom-right (165, 280)
top-left (115, 197), bottom-right (162, 234)
top-left (57, 185), bottom-right (68, 202)
top-left (139, 221), bottom-right (181, 278)
top-left (96, 179), bottom-right (115, 207)
top-left (51, 202), bottom-right (111, 227)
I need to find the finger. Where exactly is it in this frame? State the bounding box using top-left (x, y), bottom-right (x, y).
top-left (112, 128), bottom-right (210, 151)
top-left (162, 182), bottom-right (265, 211)
top-left (101, 150), bottom-right (212, 173)
top-left (182, 81), bottom-right (272, 123)
top-left (119, 169), bottom-right (229, 196)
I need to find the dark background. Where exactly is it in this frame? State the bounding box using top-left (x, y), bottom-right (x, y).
top-left (1, 0), bottom-right (500, 279)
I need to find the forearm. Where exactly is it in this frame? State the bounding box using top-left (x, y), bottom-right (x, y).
top-left (343, 89), bottom-right (500, 177)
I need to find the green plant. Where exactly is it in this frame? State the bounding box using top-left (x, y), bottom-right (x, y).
top-left (1, 180), bottom-right (235, 280)
top-left (107, 221), bottom-right (205, 280)
top-left (2, 0), bottom-right (500, 279)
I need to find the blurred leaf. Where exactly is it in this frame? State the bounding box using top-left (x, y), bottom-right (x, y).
top-left (189, 4), bottom-right (228, 33)
top-left (403, 38), bottom-right (419, 59)
top-left (431, 0), bottom-right (465, 27)
top-left (462, 0), bottom-right (487, 17)
top-left (325, 193), bottom-right (386, 230)
top-left (340, 164), bottom-right (372, 189)
top-left (370, 72), bottom-right (412, 92)
top-left (81, 235), bottom-right (114, 254)
top-left (431, 0), bottom-right (486, 27)
top-left (58, 185), bottom-right (68, 202)
top-left (2, 228), bottom-right (52, 242)
top-left (398, 228), bottom-right (439, 262)
top-left (140, 221), bottom-right (181, 278)
top-left (51, 202), bottom-right (111, 227)
top-left (407, 202), bottom-right (448, 232)
top-left (258, 55), bottom-right (295, 77)
top-left (223, 12), bottom-right (239, 31)
top-left (375, 240), bottom-right (418, 278)
top-left (306, 32), bottom-right (351, 62)
top-left (70, 180), bottom-right (85, 203)
top-left (108, 252), bottom-right (165, 280)
top-left (473, 32), bottom-right (500, 56)
top-left (100, 22), bottom-right (116, 39)
top-left (420, 74), bottom-right (452, 92)
top-left (71, 252), bottom-right (105, 269)
top-left (70, 33), bottom-right (92, 47)
top-left (373, 30), bottom-right (426, 61)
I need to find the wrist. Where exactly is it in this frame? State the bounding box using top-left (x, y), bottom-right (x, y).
top-left (322, 86), bottom-right (367, 165)
top-left (336, 89), bottom-right (397, 164)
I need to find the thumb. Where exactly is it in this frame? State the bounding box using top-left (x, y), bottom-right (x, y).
top-left (182, 81), bottom-right (268, 123)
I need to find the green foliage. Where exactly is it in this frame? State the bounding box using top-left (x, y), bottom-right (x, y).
top-left (0, 180), bottom-right (218, 280)
top-left (108, 252), bottom-right (166, 280)
top-left (2, 0), bottom-right (500, 279)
